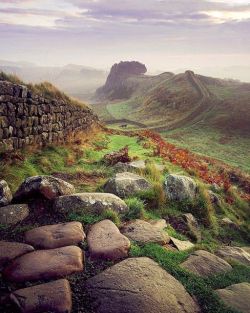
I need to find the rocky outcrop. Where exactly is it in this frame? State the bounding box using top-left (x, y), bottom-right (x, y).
top-left (216, 283), bottom-right (250, 313)
top-left (13, 175), bottom-right (75, 202)
top-left (0, 204), bottom-right (29, 225)
top-left (0, 180), bottom-right (12, 207)
top-left (86, 257), bottom-right (200, 313)
top-left (164, 174), bottom-right (198, 201)
top-left (87, 219), bottom-right (130, 260)
top-left (104, 172), bottom-right (152, 198)
top-left (96, 61), bottom-right (147, 100)
top-left (24, 222), bottom-right (85, 249)
top-left (0, 80), bottom-right (98, 151)
top-left (181, 250), bottom-right (232, 277)
top-left (121, 219), bottom-right (170, 245)
top-left (53, 192), bottom-right (128, 214)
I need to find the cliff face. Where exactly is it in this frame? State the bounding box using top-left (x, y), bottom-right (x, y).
top-left (96, 61), bottom-right (147, 100)
top-left (0, 80), bottom-right (99, 151)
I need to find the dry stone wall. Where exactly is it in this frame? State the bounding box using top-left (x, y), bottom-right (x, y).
top-left (0, 81), bottom-right (98, 151)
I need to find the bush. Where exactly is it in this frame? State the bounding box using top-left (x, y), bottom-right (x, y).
top-left (124, 197), bottom-right (146, 220)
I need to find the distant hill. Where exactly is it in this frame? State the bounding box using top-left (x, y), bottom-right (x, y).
top-left (0, 60), bottom-right (107, 101)
top-left (94, 61), bottom-right (250, 135)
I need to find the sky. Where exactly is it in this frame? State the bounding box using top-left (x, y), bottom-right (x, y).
top-left (0, 0), bottom-right (250, 72)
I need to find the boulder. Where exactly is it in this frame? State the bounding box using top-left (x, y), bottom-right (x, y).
top-left (53, 192), bottom-right (128, 215)
top-left (169, 213), bottom-right (201, 242)
top-left (114, 160), bottom-right (165, 173)
top-left (164, 174), bottom-right (197, 201)
top-left (0, 204), bottom-right (29, 225)
top-left (10, 279), bottom-right (72, 313)
top-left (87, 219), bottom-right (130, 260)
top-left (170, 237), bottom-right (194, 251)
top-left (220, 217), bottom-right (239, 230)
top-left (216, 283), bottom-right (250, 313)
top-left (86, 257), bottom-right (200, 313)
top-left (0, 180), bottom-right (12, 207)
top-left (13, 175), bottom-right (75, 202)
top-left (216, 246), bottom-right (250, 266)
top-left (0, 241), bottom-right (34, 268)
top-left (3, 246), bottom-right (84, 282)
top-left (104, 146), bottom-right (131, 165)
top-left (181, 250), bottom-right (232, 277)
top-left (25, 222), bottom-right (85, 249)
top-left (121, 219), bottom-right (170, 245)
top-left (104, 172), bottom-right (152, 198)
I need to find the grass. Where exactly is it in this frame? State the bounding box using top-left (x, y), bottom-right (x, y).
top-left (124, 197), bottom-right (146, 220)
top-left (162, 125), bottom-right (250, 173)
top-left (130, 243), bottom-right (248, 313)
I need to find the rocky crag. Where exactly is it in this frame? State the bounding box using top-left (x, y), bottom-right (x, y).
top-left (0, 80), bottom-right (98, 151)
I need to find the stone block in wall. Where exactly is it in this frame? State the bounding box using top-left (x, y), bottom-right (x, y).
top-left (0, 103), bottom-right (7, 115)
top-left (0, 116), bottom-right (9, 128)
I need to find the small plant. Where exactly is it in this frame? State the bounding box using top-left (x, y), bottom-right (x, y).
top-left (124, 197), bottom-right (146, 220)
top-left (101, 209), bottom-right (121, 226)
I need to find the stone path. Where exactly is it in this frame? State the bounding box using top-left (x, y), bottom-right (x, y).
top-left (87, 219), bottom-right (131, 260)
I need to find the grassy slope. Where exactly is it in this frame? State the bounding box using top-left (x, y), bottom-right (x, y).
top-left (162, 126), bottom-right (250, 173)
top-left (0, 131), bottom-right (249, 313)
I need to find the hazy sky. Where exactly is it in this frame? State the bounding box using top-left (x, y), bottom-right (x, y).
top-left (0, 0), bottom-right (250, 71)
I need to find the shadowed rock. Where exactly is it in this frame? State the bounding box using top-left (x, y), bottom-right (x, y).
top-left (25, 222), bottom-right (85, 249)
top-left (3, 246), bottom-right (84, 282)
top-left (0, 241), bottom-right (34, 268)
top-left (13, 175), bottom-right (75, 202)
top-left (9, 279), bottom-right (72, 313)
top-left (86, 257), bottom-right (200, 313)
top-left (0, 204), bottom-right (29, 225)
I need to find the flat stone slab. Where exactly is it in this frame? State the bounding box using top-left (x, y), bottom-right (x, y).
top-left (3, 246), bottom-right (84, 282)
top-left (0, 204), bottom-right (29, 225)
top-left (14, 175), bottom-right (75, 201)
top-left (181, 250), bottom-right (232, 277)
top-left (148, 219), bottom-right (167, 230)
top-left (25, 221), bottom-right (85, 249)
top-left (216, 246), bottom-right (250, 266)
top-left (86, 257), bottom-right (200, 313)
top-left (0, 241), bottom-right (34, 268)
top-left (104, 172), bottom-right (152, 198)
top-left (10, 279), bottom-right (72, 313)
top-left (121, 219), bottom-right (170, 245)
top-left (53, 192), bottom-right (128, 214)
top-left (87, 219), bottom-right (130, 260)
top-left (216, 283), bottom-right (250, 313)
top-left (170, 237), bottom-right (194, 251)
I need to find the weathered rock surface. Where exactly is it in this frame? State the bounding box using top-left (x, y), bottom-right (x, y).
top-left (114, 160), bottom-right (165, 173)
top-left (3, 246), bottom-right (83, 282)
top-left (104, 172), bottom-right (152, 198)
top-left (242, 246), bottom-right (250, 254)
top-left (148, 219), bottom-right (167, 230)
top-left (10, 279), bottom-right (72, 313)
top-left (104, 146), bottom-right (131, 166)
top-left (170, 237), bottom-right (194, 251)
top-left (86, 257), bottom-right (200, 313)
top-left (220, 217), bottom-right (239, 229)
top-left (0, 180), bottom-right (12, 207)
top-left (53, 192), bottom-right (128, 214)
top-left (164, 174), bottom-right (197, 201)
top-left (169, 213), bottom-right (201, 242)
top-left (216, 246), bottom-right (250, 266)
top-left (87, 219), bottom-right (130, 260)
top-left (25, 222), bottom-right (85, 249)
top-left (181, 250), bottom-right (232, 277)
top-left (0, 204), bottom-right (29, 225)
top-left (14, 175), bottom-right (75, 202)
top-left (121, 219), bottom-right (170, 245)
top-left (0, 241), bottom-right (34, 268)
top-left (216, 283), bottom-right (250, 313)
